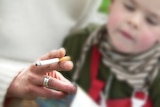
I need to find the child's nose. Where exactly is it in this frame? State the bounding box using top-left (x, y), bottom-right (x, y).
top-left (127, 12), bottom-right (142, 29)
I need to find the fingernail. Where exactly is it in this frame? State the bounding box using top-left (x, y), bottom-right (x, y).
top-left (72, 82), bottom-right (77, 87)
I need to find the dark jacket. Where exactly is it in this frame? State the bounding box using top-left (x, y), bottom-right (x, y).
top-left (62, 24), bottom-right (160, 107)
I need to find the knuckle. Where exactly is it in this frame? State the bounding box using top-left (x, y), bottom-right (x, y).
top-left (25, 86), bottom-right (34, 95)
top-left (28, 73), bottom-right (36, 82)
top-left (48, 50), bottom-right (57, 58)
top-left (57, 64), bottom-right (62, 71)
top-left (48, 51), bottom-right (53, 58)
top-left (46, 65), bottom-right (52, 71)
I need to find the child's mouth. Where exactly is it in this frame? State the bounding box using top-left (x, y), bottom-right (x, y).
top-left (120, 31), bottom-right (134, 40)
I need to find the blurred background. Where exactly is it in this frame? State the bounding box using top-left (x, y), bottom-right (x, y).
top-left (0, 0), bottom-right (111, 107)
top-left (99, 0), bottom-right (110, 14)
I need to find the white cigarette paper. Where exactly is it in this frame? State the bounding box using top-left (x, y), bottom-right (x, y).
top-left (35, 56), bottom-right (71, 66)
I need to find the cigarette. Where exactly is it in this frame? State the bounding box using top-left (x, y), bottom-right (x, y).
top-left (35, 56), bottom-right (71, 66)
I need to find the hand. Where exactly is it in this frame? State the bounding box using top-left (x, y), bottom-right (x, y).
top-left (6, 48), bottom-right (76, 100)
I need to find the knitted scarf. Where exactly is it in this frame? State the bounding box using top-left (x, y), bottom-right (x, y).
top-left (72, 25), bottom-right (160, 89)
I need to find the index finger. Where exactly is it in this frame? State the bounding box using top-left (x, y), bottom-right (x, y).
top-left (39, 48), bottom-right (66, 60)
top-left (31, 61), bottom-right (73, 74)
top-left (29, 48), bottom-right (71, 73)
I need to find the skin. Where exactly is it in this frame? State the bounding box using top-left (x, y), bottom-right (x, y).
top-left (5, 48), bottom-right (76, 100)
top-left (107, 0), bottom-right (160, 54)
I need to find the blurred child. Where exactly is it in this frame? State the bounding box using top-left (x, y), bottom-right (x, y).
top-left (62, 0), bottom-right (160, 107)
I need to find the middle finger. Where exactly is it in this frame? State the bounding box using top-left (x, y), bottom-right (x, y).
top-left (30, 61), bottom-right (73, 74)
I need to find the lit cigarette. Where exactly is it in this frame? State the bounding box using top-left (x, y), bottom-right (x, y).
top-left (35, 56), bottom-right (71, 66)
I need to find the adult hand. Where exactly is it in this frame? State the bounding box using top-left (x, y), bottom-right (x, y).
top-left (6, 48), bottom-right (76, 100)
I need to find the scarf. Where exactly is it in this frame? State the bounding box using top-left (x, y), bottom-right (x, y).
top-left (72, 25), bottom-right (160, 89)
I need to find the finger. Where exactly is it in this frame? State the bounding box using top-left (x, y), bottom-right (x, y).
top-left (31, 71), bottom-right (71, 86)
top-left (29, 48), bottom-right (66, 73)
top-left (28, 74), bottom-right (46, 86)
top-left (39, 48), bottom-right (66, 60)
top-left (30, 61), bottom-right (73, 74)
top-left (51, 71), bottom-right (71, 83)
top-left (47, 77), bottom-right (76, 94)
top-left (46, 71), bottom-right (71, 84)
top-left (31, 86), bottom-right (68, 99)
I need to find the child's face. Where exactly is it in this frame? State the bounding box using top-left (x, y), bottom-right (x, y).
top-left (107, 0), bottom-right (160, 54)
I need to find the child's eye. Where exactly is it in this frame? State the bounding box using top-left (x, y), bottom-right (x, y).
top-left (146, 17), bottom-right (159, 25)
top-left (124, 3), bottom-right (135, 12)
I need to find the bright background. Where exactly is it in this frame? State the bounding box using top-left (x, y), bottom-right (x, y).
top-left (99, 0), bottom-right (110, 14)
